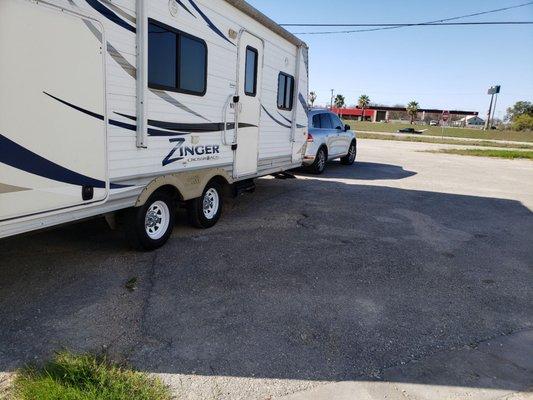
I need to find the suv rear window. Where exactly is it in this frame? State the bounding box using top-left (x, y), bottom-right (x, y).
top-left (312, 114), bottom-right (321, 128)
top-left (312, 113), bottom-right (333, 129)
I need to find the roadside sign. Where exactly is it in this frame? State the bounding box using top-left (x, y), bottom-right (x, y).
top-left (488, 85), bottom-right (501, 95)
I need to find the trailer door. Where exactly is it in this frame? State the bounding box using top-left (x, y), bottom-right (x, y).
top-left (234, 32), bottom-right (264, 178)
top-left (0, 0), bottom-right (108, 222)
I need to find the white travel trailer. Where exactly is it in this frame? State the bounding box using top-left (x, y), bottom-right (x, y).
top-left (0, 0), bottom-right (309, 249)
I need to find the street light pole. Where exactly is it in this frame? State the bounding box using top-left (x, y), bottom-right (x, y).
top-left (330, 89), bottom-right (334, 110)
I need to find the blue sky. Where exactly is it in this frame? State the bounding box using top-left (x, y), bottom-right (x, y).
top-left (247, 0), bottom-right (533, 118)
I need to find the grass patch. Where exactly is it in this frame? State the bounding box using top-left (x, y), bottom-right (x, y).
top-left (429, 149), bottom-right (533, 160)
top-left (12, 352), bottom-right (171, 400)
top-left (125, 277), bottom-right (138, 292)
top-left (357, 132), bottom-right (533, 149)
top-left (344, 120), bottom-right (533, 143)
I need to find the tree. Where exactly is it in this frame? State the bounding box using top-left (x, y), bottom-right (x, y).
top-left (308, 91), bottom-right (317, 107)
top-left (406, 101), bottom-right (419, 124)
top-left (334, 94), bottom-right (345, 109)
top-left (511, 114), bottom-right (533, 131)
top-left (506, 101), bottom-right (533, 122)
top-left (358, 95), bottom-right (371, 122)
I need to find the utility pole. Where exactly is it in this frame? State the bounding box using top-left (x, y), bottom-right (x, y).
top-left (491, 92), bottom-right (499, 127)
top-left (485, 94), bottom-right (494, 131)
top-left (484, 85), bottom-right (501, 130)
top-left (330, 89), bottom-right (334, 110)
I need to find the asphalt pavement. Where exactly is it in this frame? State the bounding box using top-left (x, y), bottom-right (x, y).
top-left (1, 139), bottom-right (532, 399)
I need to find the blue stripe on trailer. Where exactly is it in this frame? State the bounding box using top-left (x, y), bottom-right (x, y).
top-left (0, 134), bottom-right (128, 189)
top-left (85, 0), bottom-right (136, 33)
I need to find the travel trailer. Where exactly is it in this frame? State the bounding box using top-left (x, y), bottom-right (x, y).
top-left (0, 0), bottom-right (309, 249)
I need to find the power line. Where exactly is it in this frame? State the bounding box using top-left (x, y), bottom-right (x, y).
top-left (283, 22), bottom-right (533, 27)
top-left (292, 22), bottom-right (533, 35)
top-left (280, 1), bottom-right (533, 34)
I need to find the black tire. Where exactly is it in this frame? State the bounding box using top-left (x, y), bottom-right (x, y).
top-left (340, 140), bottom-right (357, 165)
top-left (187, 180), bottom-right (223, 229)
top-left (124, 192), bottom-right (176, 251)
top-left (309, 146), bottom-right (327, 175)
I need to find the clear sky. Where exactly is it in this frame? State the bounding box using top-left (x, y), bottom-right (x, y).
top-left (247, 0), bottom-right (533, 118)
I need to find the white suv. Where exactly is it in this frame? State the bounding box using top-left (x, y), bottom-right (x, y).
top-left (303, 109), bottom-right (357, 174)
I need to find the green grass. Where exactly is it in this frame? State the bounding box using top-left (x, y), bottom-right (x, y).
top-left (12, 352), bottom-right (172, 400)
top-left (356, 132), bottom-right (533, 149)
top-left (344, 120), bottom-right (533, 143)
top-left (430, 149), bottom-right (533, 160)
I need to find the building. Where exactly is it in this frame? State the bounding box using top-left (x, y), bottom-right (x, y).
top-left (457, 115), bottom-right (485, 127)
top-left (330, 106), bottom-right (479, 123)
top-left (329, 108), bottom-right (375, 121)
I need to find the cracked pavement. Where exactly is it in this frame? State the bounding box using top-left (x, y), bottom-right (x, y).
top-left (0, 139), bottom-right (532, 399)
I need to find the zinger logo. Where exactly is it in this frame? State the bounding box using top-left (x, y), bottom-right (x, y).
top-left (163, 138), bottom-right (221, 166)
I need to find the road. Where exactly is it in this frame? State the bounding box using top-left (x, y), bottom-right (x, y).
top-left (1, 139), bottom-right (532, 399)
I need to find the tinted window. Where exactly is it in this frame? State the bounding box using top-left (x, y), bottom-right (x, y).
top-left (148, 23), bottom-right (177, 88)
top-left (278, 74), bottom-right (286, 108)
top-left (148, 20), bottom-right (207, 96)
top-left (179, 35), bottom-right (207, 93)
top-left (330, 113), bottom-right (344, 129)
top-left (277, 72), bottom-right (294, 110)
top-left (245, 47), bottom-right (258, 96)
top-left (312, 114), bottom-right (321, 128)
top-left (319, 113), bottom-right (333, 129)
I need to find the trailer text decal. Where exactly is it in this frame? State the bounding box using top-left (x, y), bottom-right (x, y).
top-left (163, 138), bottom-right (220, 166)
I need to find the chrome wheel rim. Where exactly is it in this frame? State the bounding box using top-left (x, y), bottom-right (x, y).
top-left (349, 145), bottom-right (356, 162)
top-left (317, 150), bottom-right (326, 171)
top-left (203, 188), bottom-right (220, 220)
top-left (145, 201), bottom-right (170, 240)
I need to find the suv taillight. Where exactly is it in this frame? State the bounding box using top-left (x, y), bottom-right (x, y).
top-left (307, 133), bottom-right (314, 143)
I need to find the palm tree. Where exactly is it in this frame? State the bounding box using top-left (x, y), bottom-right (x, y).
top-left (334, 94), bottom-right (345, 109)
top-left (406, 101), bottom-right (420, 124)
top-left (358, 95), bottom-right (371, 122)
top-left (308, 91), bottom-right (317, 107)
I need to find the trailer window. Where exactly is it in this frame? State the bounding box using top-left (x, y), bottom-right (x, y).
top-left (148, 23), bottom-right (177, 89)
top-left (148, 19), bottom-right (207, 96)
top-left (277, 72), bottom-right (294, 110)
top-left (244, 46), bottom-right (258, 97)
top-left (179, 35), bottom-right (207, 94)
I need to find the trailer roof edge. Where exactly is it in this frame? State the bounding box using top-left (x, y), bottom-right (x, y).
top-left (224, 0), bottom-right (308, 48)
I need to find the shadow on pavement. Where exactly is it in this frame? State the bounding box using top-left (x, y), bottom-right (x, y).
top-left (0, 167), bottom-right (532, 393)
top-left (296, 161), bottom-right (417, 181)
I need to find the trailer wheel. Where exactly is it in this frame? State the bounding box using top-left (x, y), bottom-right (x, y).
top-left (187, 180), bottom-right (223, 229)
top-left (340, 140), bottom-right (357, 165)
top-left (309, 146), bottom-right (327, 175)
top-left (124, 192), bottom-right (176, 251)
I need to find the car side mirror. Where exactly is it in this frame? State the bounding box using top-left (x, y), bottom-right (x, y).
top-left (344, 124), bottom-right (351, 131)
